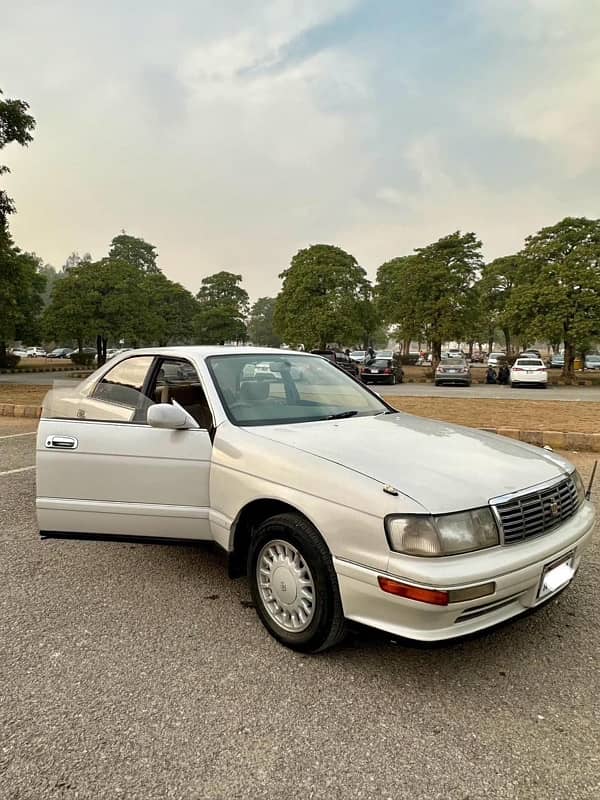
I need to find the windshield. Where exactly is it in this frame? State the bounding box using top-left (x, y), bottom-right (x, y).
top-left (207, 353), bottom-right (388, 426)
top-left (587, 355), bottom-right (600, 362)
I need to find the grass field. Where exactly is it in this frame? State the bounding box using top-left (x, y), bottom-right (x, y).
top-left (383, 396), bottom-right (600, 433)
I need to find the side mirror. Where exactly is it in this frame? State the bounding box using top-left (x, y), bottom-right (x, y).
top-left (147, 403), bottom-right (192, 430)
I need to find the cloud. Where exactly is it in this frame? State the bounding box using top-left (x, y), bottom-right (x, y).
top-left (1, 0), bottom-right (599, 299)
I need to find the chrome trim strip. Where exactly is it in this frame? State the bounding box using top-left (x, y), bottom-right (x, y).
top-left (489, 470), bottom-right (572, 507)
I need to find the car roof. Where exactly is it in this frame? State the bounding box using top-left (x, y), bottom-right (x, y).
top-left (112, 346), bottom-right (319, 361)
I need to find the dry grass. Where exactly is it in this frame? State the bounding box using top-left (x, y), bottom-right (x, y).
top-left (383, 396), bottom-right (600, 434)
top-left (0, 384), bottom-right (50, 406)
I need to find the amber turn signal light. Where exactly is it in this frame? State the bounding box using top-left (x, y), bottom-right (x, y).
top-left (377, 576), bottom-right (449, 606)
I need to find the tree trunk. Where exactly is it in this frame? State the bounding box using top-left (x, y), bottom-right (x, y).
top-left (0, 341), bottom-right (6, 364)
top-left (402, 338), bottom-right (411, 358)
top-left (487, 335), bottom-right (493, 354)
top-left (468, 341), bottom-right (474, 359)
top-left (96, 334), bottom-right (106, 367)
top-left (563, 340), bottom-right (575, 380)
top-left (431, 340), bottom-right (442, 371)
top-left (502, 327), bottom-right (511, 355)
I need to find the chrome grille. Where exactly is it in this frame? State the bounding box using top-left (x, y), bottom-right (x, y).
top-left (494, 475), bottom-right (581, 544)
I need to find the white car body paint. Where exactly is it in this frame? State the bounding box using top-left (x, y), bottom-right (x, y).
top-left (36, 346), bottom-right (596, 642)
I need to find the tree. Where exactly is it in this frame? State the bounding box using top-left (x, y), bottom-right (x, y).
top-left (108, 233), bottom-right (159, 274)
top-left (0, 87), bottom-right (35, 223)
top-left (62, 251), bottom-right (91, 272)
top-left (195, 271), bottom-right (249, 344)
top-left (247, 297), bottom-right (281, 347)
top-left (507, 217), bottom-right (600, 377)
top-left (0, 226), bottom-right (45, 364)
top-left (44, 258), bottom-right (152, 364)
top-left (274, 244), bottom-right (370, 349)
top-left (144, 272), bottom-right (198, 346)
top-left (43, 263), bottom-right (96, 352)
top-left (375, 255), bottom-right (421, 355)
top-left (412, 231), bottom-right (483, 368)
top-left (479, 255), bottom-right (522, 354)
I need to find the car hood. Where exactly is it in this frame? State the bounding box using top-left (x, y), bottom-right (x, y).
top-left (246, 412), bottom-right (571, 514)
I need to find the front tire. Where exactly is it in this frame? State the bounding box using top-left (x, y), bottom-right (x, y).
top-left (248, 513), bottom-right (347, 653)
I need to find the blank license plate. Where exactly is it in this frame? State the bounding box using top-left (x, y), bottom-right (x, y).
top-left (538, 552), bottom-right (575, 599)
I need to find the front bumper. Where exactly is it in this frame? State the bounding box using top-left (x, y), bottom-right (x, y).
top-left (334, 501), bottom-right (595, 641)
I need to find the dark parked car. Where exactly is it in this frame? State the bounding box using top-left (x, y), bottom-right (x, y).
top-left (47, 347), bottom-right (72, 359)
top-left (435, 357), bottom-right (472, 386)
top-left (310, 350), bottom-right (359, 377)
top-left (548, 353), bottom-right (565, 369)
top-left (360, 357), bottom-right (403, 385)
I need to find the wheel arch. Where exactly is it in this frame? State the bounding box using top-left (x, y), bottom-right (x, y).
top-left (228, 498), bottom-right (319, 579)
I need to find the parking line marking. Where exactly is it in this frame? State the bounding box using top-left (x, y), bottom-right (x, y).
top-left (0, 432), bottom-right (37, 440)
top-left (0, 465), bottom-right (36, 476)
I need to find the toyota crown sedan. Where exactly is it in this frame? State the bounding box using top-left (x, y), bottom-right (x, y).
top-left (37, 347), bottom-right (596, 652)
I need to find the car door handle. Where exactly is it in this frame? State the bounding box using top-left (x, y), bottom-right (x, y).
top-left (45, 435), bottom-right (78, 450)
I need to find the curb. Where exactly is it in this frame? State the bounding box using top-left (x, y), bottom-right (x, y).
top-left (0, 403), bottom-right (599, 452)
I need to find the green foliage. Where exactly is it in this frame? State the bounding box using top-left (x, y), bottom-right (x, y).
top-left (274, 244), bottom-right (371, 349)
top-left (108, 233), bottom-right (159, 274)
top-left (247, 297), bottom-right (281, 347)
top-left (144, 272), bottom-right (198, 346)
top-left (506, 217), bottom-right (600, 375)
top-left (0, 87), bottom-right (36, 222)
top-left (0, 224), bottom-right (46, 356)
top-left (479, 255), bottom-right (522, 352)
top-left (195, 271), bottom-right (249, 344)
top-left (375, 255), bottom-right (421, 344)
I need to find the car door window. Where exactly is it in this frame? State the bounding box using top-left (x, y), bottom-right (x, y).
top-left (89, 356), bottom-right (155, 422)
top-left (150, 358), bottom-right (213, 429)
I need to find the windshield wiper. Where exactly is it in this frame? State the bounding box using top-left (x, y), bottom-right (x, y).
top-left (325, 410), bottom-right (359, 420)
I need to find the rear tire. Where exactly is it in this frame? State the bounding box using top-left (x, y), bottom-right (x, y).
top-left (248, 513), bottom-right (347, 653)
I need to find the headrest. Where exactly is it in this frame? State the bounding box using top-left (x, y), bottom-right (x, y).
top-left (239, 381), bottom-right (270, 404)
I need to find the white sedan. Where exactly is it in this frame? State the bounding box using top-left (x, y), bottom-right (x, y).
top-left (37, 347), bottom-right (595, 652)
top-left (510, 357), bottom-right (549, 388)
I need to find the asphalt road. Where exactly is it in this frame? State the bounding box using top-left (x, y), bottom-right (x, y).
top-left (1, 419), bottom-right (599, 799)
top-left (2, 370), bottom-right (600, 403)
top-left (382, 382), bottom-right (600, 401)
top-left (0, 371), bottom-right (81, 384)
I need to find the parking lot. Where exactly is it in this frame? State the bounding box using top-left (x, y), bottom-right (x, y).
top-left (1, 417), bottom-right (599, 799)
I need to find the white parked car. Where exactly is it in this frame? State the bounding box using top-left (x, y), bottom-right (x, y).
top-left (487, 352), bottom-right (506, 367)
top-left (349, 350), bottom-right (366, 363)
top-left (510, 357), bottom-right (548, 388)
top-left (26, 346), bottom-right (47, 357)
top-left (36, 347), bottom-right (595, 652)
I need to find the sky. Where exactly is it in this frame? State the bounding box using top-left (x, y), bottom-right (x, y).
top-left (2, 0), bottom-right (600, 300)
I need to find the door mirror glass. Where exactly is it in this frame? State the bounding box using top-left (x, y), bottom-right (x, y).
top-left (147, 403), bottom-right (193, 430)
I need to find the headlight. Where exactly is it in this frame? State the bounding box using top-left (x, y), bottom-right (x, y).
top-left (572, 470), bottom-right (586, 504)
top-left (385, 507), bottom-right (499, 557)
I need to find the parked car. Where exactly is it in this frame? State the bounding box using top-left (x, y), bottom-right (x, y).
top-left (487, 352), bottom-right (506, 367)
top-left (349, 350), bottom-right (366, 363)
top-left (67, 347), bottom-right (97, 358)
top-left (310, 349), bottom-right (359, 377)
top-left (36, 347), bottom-right (596, 653)
top-left (26, 346), bottom-right (47, 357)
top-left (521, 349), bottom-right (542, 359)
top-left (435, 358), bottom-right (472, 387)
top-left (584, 354), bottom-right (600, 371)
top-left (376, 350), bottom-right (394, 360)
top-left (360, 357), bottom-right (403, 385)
top-left (10, 348), bottom-right (29, 358)
top-left (47, 347), bottom-right (72, 359)
top-left (444, 349), bottom-right (464, 360)
top-left (548, 353), bottom-right (565, 369)
top-left (510, 357), bottom-right (548, 388)
top-left (470, 351), bottom-right (484, 363)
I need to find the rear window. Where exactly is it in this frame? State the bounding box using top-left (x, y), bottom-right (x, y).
top-left (515, 359), bottom-right (544, 366)
top-left (441, 358), bottom-right (466, 365)
top-left (367, 359), bottom-right (391, 367)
